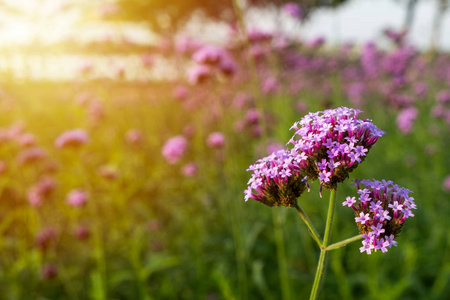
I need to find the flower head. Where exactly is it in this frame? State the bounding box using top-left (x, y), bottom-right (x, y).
top-left (55, 129), bottom-right (89, 148)
top-left (344, 179), bottom-right (416, 254)
top-left (288, 107), bottom-right (384, 189)
top-left (66, 189), bottom-right (89, 208)
top-left (207, 132), bottom-right (226, 149)
top-left (162, 135), bottom-right (188, 164)
top-left (244, 149), bottom-right (308, 207)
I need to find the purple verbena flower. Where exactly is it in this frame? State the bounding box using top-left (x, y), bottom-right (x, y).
top-left (55, 129), bottom-right (89, 148)
top-left (288, 107), bottom-right (385, 189)
top-left (66, 189), bottom-right (89, 208)
top-left (244, 149), bottom-right (308, 207)
top-left (282, 2), bottom-right (303, 20)
top-left (345, 179), bottom-right (416, 254)
top-left (207, 132), bottom-right (226, 149)
top-left (162, 135), bottom-right (188, 164)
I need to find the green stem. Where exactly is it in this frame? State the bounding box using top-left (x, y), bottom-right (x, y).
top-left (326, 235), bottom-right (363, 251)
top-left (273, 209), bottom-right (291, 300)
top-left (309, 188), bottom-right (337, 300)
top-left (293, 203), bottom-right (323, 248)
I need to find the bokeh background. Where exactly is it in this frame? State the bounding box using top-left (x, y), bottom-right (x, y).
top-left (0, 0), bottom-right (449, 299)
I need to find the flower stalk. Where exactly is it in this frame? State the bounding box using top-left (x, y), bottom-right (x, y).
top-left (309, 188), bottom-right (337, 300)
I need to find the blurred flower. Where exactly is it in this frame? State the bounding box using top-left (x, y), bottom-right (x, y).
top-left (244, 149), bottom-right (308, 207)
top-left (125, 129), bottom-right (142, 145)
top-left (282, 2), bottom-right (303, 20)
top-left (182, 162), bottom-right (198, 177)
top-left (173, 85), bottom-right (189, 101)
top-left (414, 82), bottom-right (427, 97)
top-left (175, 36), bottom-right (201, 54)
top-left (187, 65), bottom-right (212, 85)
top-left (346, 82), bottom-right (365, 106)
top-left (55, 129), bottom-right (89, 148)
top-left (361, 42), bottom-right (381, 78)
top-left (162, 135), bottom-right (188, 164)
top-left (307, 36), bottom-right (325, 49)
top-left (27, 176), bottom-right (57, 207)
top-left (261, 76), bottom-right (279, 95)
top-left (183, 124), bottom-right (195, 139)
top-left (141, 53), bottom-right (153, 67)
top-left (17, 133), bottom-right (36, 147)
top-left (383, 28), bottom-right (408, 45)
top-left (40, 263), bottom-right (58, 280)
top-left (245, 109), bottom-right (260, 125)
top-left (74, 225), bottom-right (90, 240)
top-left (396, 106), bottom-right (418, 134)
top-left (17, 147), bottom-right (47, 165)
top-left (443, 176), bottom-right (450, 192)
top-left (207, 132), bottom-right (225, 149)
top-left (288, 107), bottom-right (385, 189)
top-left (66, 189), bottom-right (89, 208)
top-left (436, 90), bottom-right (450, 103)
top-left (344, 179), bottom-right (416, 254)
top-left (35, 227), bottom-right (57, 251)
top-left (192, 45), bottom-right (228, 65)
top-left (98, 165), bottom-right (119, 180)
top-left (247, 28), bottom-right (273, 43)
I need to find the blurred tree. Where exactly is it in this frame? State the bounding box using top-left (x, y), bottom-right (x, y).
top-left (430, 0), bottom-right (449, 51)
top-left (111, 0), bottom-right (350, 33)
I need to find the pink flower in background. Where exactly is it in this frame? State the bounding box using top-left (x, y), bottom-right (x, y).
top-left (396, 107), bottom-right (418, 134)
top-left (436, 90), bottom-right (450, 103)
top-left (17, 133), bottom-right (36, 147)
top-left (247, 28), bottom-right (273, 43)
top-left (245, 109), bottom-right (260, 125)
top-left (282, 2), bottom-right (303, 20)
top-left (443, 176), bottom-right (450, 192)
top-left (66, 189), bottom-right (89, 208)
top-left (74, 225), bottom-right (90, 240)
top-left (125, 129), bottom-right (142, 145)
top-left (193, 45), bottom-right (228, 65)
top-left (414, 82), bottom-right (427, 97)
top-left (187, 65), bottom-right (211, 85)
top-left (17, 147), bottom-right (47, 165)
top-left (207, 132), bottom-right (225, 149)
top-left (173, 85), bottom-right (189, 101)
top-left (141, 53), bottom-right (153, 67)
top-left (55, 129), bottom-right (88, 148)
top-left (175, 36), bottom-right (201, 54)
top-left (40, 263), bottom-right (58, 280)
top-left (182, 162), bottom-right (198, 177)
top-left (261, 76), bottom-right (279, 95)
top-left (162, 135), bottom-right (188, 164)
top-left (307, 37), bottom-right (325, 49)
top-left (27, 176), bottom-right (57, 207)
top-left (35, 227), bottom-right (57, 251)
top-left (98, 165), bottom-right (119, 180)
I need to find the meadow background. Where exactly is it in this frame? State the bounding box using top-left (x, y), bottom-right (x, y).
top-left (0, 0), bottom-right (449, 299)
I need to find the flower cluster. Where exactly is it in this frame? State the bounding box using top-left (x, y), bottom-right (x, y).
top-left (244, 149), bottom-right (308, 207)
top-left (55, 129), bottom-right (89, 148)
top-left (343, 179), bottom-right (417, 254)
top-left (288, 107), bottom-right (385, 189)
top-left (161, 135), bottom-right (188, 165)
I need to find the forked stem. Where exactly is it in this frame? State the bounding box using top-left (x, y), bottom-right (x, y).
top-left (309, 188), bottom-right (337, 300)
